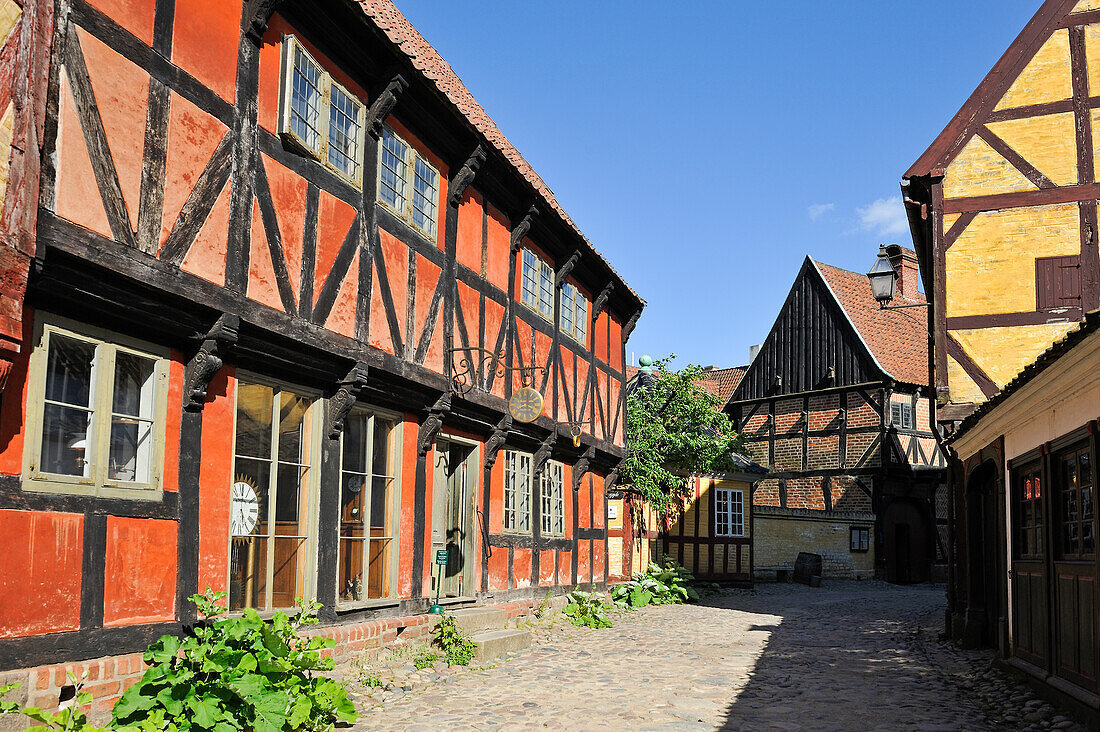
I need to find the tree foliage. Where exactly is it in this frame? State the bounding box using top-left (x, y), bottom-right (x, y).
top-left (621, 357), bottom-right (744, 513)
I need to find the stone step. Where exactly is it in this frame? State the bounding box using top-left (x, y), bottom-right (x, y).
top-left (470, 628), bottom-right (531, 661)
top-left (447, 606), bottom-right (511, 634)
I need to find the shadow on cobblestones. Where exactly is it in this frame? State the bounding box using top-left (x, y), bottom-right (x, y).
top-left (350, 581), bottom-right (1082, 731)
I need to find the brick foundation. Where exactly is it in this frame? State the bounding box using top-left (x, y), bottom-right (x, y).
top-left (0, 597), bottom-right (552, 727)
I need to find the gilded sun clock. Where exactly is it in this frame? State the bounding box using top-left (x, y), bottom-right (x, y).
top-left (508, 386), bottom-right (544, 423)
top-left (230, 479), bottom-right (260, 536)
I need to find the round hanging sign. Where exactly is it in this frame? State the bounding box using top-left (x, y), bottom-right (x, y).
top-left (508, 386), bottom-right (544, 423)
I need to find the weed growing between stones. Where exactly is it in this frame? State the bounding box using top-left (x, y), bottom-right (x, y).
top-left (562, 588), bottom-right (613, 628)
top-left (413, 649), bottom-right (439, 670)
top-left (431, 615), bottom-right (478, 666)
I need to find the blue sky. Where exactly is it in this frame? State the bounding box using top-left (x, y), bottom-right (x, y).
top-left (394, 0), bottom-right (1042, 368)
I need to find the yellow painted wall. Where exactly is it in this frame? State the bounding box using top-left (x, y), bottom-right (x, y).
top-left (986, 112), bottom-right (1077, 186)
top-left (995, 29), bottom-right (1071, 112)
top-left (947, 355), bottom-right (989, 405)
top-left (941, 135), bottom-right (1036, 200)
top-left (1075, 0), bottom-right (1100, 14)
top-left (952, 322), bottom-right (1079, 388)
top-left (945, 203), bottom-right (1080, 317)
top-left (753, 513), bottom-right (874, 580)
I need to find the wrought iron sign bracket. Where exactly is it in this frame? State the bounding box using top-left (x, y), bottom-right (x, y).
top-left (446, 346), bottom-right (545, 396)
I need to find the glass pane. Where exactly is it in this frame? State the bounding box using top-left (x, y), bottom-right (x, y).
top-left (1082, 451), bottom-right (1093, 486)
top-left (109, 417), bottom-right (152, 483)
top-left (229, 536), bottom-right (268, 611)
top-left (275, 463), bottom-right (307, 532)
top-left (412, 157), bottom-right (437, 234)
top-left (45, 334), bottom-right (96, 407)
top-left (290, 45), bottom-right (322, 151)
top-left (380, 129), bottom-right (407, 209)
top-left (373, 419), bottom-right (393, 476)
top-left (271, 537), bottom-right (307, 609)
top-left (370, 475), bottom-right (390, 531)
top-left (342, 413), bottom-right (368, 474)
top-left (233, 456), bottom-right (271, 537)
top-left (338, 537), bottom-right (364, 602)
top-left (277, 392), bottom-right (309, 464)
top-left (327, 85), bottom-right (361, 178)
top-left (40, 403), bottom-right (94, 477)
top-left (1067, 456), bottom-right (1079, 489)
top-left (235, 383), bottom-right (274, 459)
top-left (367, 538), bottom-right (391, 599)
top-left (113, 352), bottom-right (155, 418)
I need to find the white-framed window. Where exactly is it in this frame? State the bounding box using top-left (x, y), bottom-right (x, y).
top-left (229, 380), bottom-right (319, 612)
top-left (504, 450), bottom-right (532, 533)
top-left (377, 126), bottom-right (439, 239)
top-left (560, 282), bottom-right (588, 344)
top-left (540, 461), bottom-right (565, 536)
top-left (890, 402), bottom-right (914, 430)
top-left (521, 249), bottom-right (554, 320)
top-left (280, 35), bottom-right (365, 184)
top-left (338, 408), bottom-right (398, 604)
top-left (850, 526), bottom-right (870, 552)
top-left (23, 315), bottom-right (170, 498)
top-left (714, 487), bottom-right (744, 537)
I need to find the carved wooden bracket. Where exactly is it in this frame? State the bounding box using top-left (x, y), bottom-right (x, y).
top-left (510, 205), bottom-right (538, 252)
top-left (555, 250), bottom-right (581, 287)
top-left (365, 74), bottom-right (409, 140)
top-left (448, 145), bottom-right (486, 207)
top-left (532, 432), bottom-right (557, 476)
top-left (572, 445), bottom-right (596, 491)
top-left (327, 361), bottom-right (369, 439)
top-left (244, 0), bottom-right (286, 42)
top-left (418, 393), bottom-right (451, 455)
top-left (604, 463), bottom-right (622, 493)
top-left (622, 309), bottom-right (641, 342)
top-left (592, 283), bottom-right (614, 319)
top-left (183, 314), bottom-right (239, 412)
top-left (484, 415), bottom-right (513, 468)
top-left (0, 357), bottom-right (13, 393)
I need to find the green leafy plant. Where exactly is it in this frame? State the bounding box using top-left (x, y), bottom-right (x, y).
top-left (562, 588), bottom-right (613, 629)
top-left (612, 557), bottom-right (700, 609)
top-left (621, 357), bottom-right (746, 514)
top-left (412, 649), bottom-right (439, 671)
top-left (110, 589), bottom-right (356, 732)
top-left (359, 672), bottom-right (384, 690)
top-left (0, 675), bottom-right (102, 731)
top-left (431, 614), bottom-right (478, 667)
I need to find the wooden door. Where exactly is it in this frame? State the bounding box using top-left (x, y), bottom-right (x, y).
top-left (432, 441), bottom-right (473, 598)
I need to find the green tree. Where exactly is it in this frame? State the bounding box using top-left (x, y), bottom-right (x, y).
top-left (621, 356), bottom-right (744, 514)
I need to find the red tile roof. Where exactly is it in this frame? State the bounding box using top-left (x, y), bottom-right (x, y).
top-left (812, 257), bottom-right (930, 386)
top-left (355, 0), bottom-right (641, 305)
top-left (696, 366), bottom-right (747, 406)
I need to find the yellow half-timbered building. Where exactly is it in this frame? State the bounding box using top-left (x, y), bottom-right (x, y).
top-left (905, 0), bottom-right (1100, 424)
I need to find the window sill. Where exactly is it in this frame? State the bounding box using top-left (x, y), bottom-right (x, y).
top-left (21, 478), bottom-right (164, 502)
top-left (517, 298), bottom-right (553, 325)
top-left (335, 598), bottom-right (401, 613)
top-left (376, 198), bottom-right (437, 245)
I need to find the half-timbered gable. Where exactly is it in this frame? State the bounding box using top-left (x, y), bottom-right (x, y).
top-left (0, 0), bottom-right (643, 706)
top-left (728, 251), bottom-right (945, 582)
top-left (904, 0), bottom-right (1100, 425)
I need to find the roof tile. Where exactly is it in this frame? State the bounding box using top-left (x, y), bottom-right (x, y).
top-left (813, 259), bottom-right (930, 386)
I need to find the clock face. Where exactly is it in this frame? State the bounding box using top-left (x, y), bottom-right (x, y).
top-left (230, 480), bottom-right (260, 536)
top-left (508, 386), bottom-right (544, 423)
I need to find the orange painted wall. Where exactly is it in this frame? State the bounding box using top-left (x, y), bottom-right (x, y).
top-left (577, 539), bottom-right (591, 585)
top-left (488, 539), bottom-right (508, 591)
top-left (161, 354), bottom-right (184, 493)
top-left (86, 0), bottom-right (154, 46)
top-left (487, 455), bottom-right (503, 534)
top-left (103, 517), bottom-right (177, 626)
top-left (512, 548), bottom-right (531, 589)
top-left (609, 315), bottom-right (622, 372)
top-left (172, 0), bottom-right (241, 103)
top-left (484, 299), bottom-right (506, 400)
top-left (558, 550), bottom-right (572, 585)
top-left (592, 539), bottom-right (605, 580)
top-left (0, 510), bottom-right (83, 638)
top-left (485, 204), bottom-right (510, 291)
top-left (538, 549), bottom-right (554, 585)
top-left (369, 228), bottom-right (408, 355)
top-left (159, 92), bottom-right (228, 251)
top-left (414, 254), bottom-right (443, 373)
top-left (455, 189), bottom-right (483, 275)
top-left (578, 474), bottom-right (591, 528)
top-left (197, 367), bottom-right (235, 594)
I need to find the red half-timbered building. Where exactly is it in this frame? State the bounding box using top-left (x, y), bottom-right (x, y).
top-left (0, 0), bottom-right (642, 707)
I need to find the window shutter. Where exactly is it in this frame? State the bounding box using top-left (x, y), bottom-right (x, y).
top-left (1036, 255), bottom-right (1081, 311)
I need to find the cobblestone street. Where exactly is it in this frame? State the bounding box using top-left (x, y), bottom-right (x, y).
top-left (349, 582), bottom-right (1084, 731)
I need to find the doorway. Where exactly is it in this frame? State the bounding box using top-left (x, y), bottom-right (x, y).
top-left (432, 439), bottom-right (476, 598)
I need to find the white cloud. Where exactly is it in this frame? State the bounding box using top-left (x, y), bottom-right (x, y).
top-left (807, 203), bottom-right (835, 221)
top-left (857, 197), bottom-right (909, 238)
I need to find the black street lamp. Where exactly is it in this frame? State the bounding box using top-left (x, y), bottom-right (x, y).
top-left (866, 245), bottom-right (930, 310)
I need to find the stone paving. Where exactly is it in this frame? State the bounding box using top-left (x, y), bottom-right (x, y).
top-left (346, 582), bottom-right (1087, 731)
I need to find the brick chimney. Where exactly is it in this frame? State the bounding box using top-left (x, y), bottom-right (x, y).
top-left (885, 244), bottom-right (921, 301)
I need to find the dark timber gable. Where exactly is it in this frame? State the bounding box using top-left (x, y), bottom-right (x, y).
top-left (733, 258), bottom-right (886, 403)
